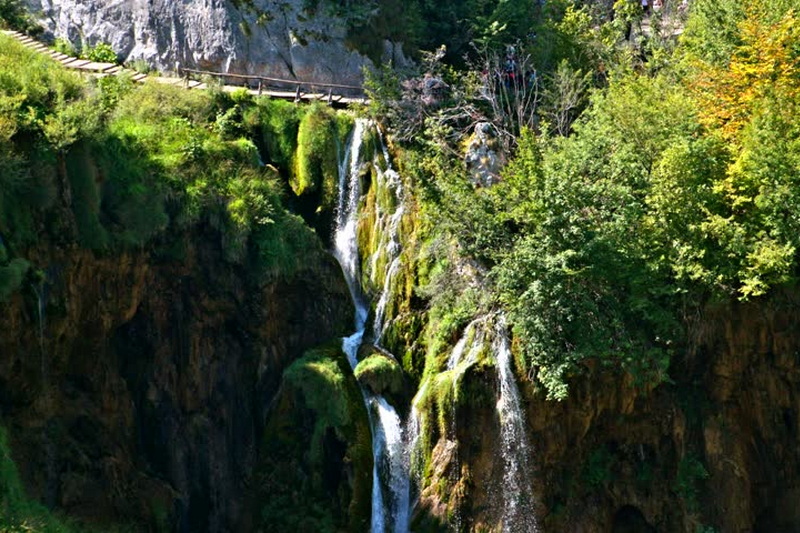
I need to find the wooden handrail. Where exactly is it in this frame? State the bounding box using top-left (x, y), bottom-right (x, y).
top-left (180, 67), bottom-right (364, 92)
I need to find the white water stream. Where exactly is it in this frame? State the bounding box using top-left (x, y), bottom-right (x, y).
top-left (493, 316), bottom-right (538, 533)
top-left (333, 118), bottom-right (411, 533)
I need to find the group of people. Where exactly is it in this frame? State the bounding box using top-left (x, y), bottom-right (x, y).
top-left (641, 0), bottom-right (689, 13)
top-left (641, 0), bottom-right (663, 13)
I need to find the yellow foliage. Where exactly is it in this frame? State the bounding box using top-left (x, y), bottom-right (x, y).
top-left (690, 5), bottom-right (800, 140)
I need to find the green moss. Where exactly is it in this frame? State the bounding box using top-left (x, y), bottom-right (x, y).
top-left (354, 353), bottom-right (404, 396)
top-left (284, 346), bottom-right (356, 462)
top-left (0, 425), bottom-right (73, 532)
top-left (257, 344), bottom-right (372, 532)
top-left (0, 258), bottom-right (29, 302)
top-left (293, 103), bottom-right (338, 198)
top-left (65, 144), bottom-right (109, 250)
top-left (249, 98), bottom-right (301, 177)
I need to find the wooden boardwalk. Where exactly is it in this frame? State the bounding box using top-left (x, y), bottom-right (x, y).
top-left (1, 29), bottom-right (367, 106)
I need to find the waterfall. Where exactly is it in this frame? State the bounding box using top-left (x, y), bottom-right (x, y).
top-left (411, 314), bottom-right (537, 532)
top-left (334, 118), bottom-right (369, 330)
top-left (333, 118), bottom-right (411, 533)
top-left (370, 165), bottom-right (405, 343)
top-left (493, 316), bottom-right (538, 533)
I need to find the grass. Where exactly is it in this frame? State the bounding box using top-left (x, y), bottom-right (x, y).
top-left (293, 103), bottom-right (338, 197)
top-left (0, 32), bottom-right (328, 280)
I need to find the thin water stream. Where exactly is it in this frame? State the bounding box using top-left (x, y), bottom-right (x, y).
top-left (333, 119), bottom-right (410, 533)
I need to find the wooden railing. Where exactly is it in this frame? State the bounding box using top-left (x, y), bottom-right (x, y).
top-left (179, 67), bottom-right (366, 105)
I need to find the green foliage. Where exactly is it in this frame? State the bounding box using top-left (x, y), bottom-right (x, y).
top-left (258, 345), bottom-right (372, 532)
top-left (53, 38), bottom-right (77, 57)
top-left (674, 454), bottom-right (709, 512)
top-left (65, 145), bottom-right (109, 250)
top-left (0, 425), bottom-right (73, 532)
top-left (293, 103), bottom-right (338, 197)
top-left (96, 74), bottom-right (134, 114)
top-left (284, 348), bottom-right (356, 462)
top-left (0, 36), bottom-right (325, 285)
top-left (82, 42), bottom-right (118, 64)
top-left (246, 97), bottom-right (301, 176)
top-left (0, 258), bottom-right (29, 301)
top-left (0, 0), bottom-right (41, 35)
top-left (582, 447), bottom-right (614, 488)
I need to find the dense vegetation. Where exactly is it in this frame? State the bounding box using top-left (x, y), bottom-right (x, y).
top-left (369, 0), bottom-right (800, 398)
top-left (0, 31), bottom-right (362, 305)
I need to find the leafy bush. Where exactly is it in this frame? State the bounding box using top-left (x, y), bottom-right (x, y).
top-left (674, 454), bottom-right (709, 512)
top-left (53, 37), bottom-right (77, 57)
top-left (83, 42), bottom-right (118, 64)
top-left (0, 0), bottom-right (41, 35)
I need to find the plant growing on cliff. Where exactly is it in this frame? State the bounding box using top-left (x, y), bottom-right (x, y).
top-left (293, 103), bottom-right (338, 197)
top-left (82, 42), bottom-right (118, 64)
top-left (0, 0), bottom-right (41, 35)
top-left (674, 453), bottom-right (709, 512)
top-left (0, 425), bottom-right (73, 532)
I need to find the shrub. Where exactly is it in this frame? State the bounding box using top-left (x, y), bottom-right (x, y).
top-left (83, 42), bottom-right (118, 64)
top-left (53, 37), bottom-right (77, 57)
top-left (0, 0), bottom-right (41, 35)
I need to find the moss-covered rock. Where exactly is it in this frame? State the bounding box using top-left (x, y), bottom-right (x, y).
top-left (255, 344), bottom-right (372, 533)
top-left (0, 425), bottom-right (74, 532)
top-left (354, 350), bottom-right (404, 397)
top-left (293, 103), bottom-right (338, 198)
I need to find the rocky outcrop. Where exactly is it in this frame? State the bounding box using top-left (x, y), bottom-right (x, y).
top-left (25, 0), bottom-right (411, 89)
top-left (412, 290), bottom-right (800, 532)
top-left (0, 223), bottom-right (351, 531)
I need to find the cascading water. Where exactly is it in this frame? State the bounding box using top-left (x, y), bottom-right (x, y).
top-left (370, 157), bottom-right (405, 343)
top-left (493, 316), bottom-right (538, 533)
top-left (333, 118), bottom-right (411, 533)
top-left (408, 313), bottom-right (538, 532)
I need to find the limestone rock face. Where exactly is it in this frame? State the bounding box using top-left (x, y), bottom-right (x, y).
top-left (25, 0), bottom-right (411, 88)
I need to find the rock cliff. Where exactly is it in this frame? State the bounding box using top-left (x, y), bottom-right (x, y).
top-left (410, 290), bottom-right (800, 532)
top-left (25, 0), bottom-right (410, 88)
top-left (0, 218), bottom-right (352, 531)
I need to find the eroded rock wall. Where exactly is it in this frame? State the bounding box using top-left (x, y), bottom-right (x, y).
top-left (25, 0), bottom-right (410, 88)
top-left (0, 222), bottom-right (351, 531)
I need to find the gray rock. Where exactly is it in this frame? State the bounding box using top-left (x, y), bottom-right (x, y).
top-left (26, 0), bottom-right (412, 91)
